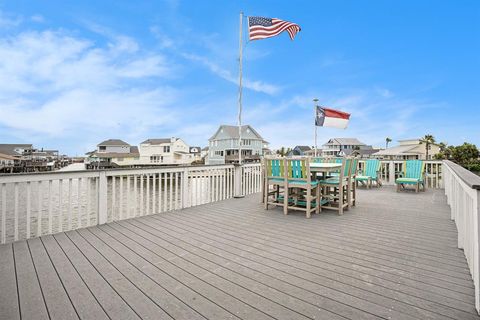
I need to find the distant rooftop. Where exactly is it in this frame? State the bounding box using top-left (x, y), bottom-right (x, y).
top-left (141, 138), bottom-right (178, 145)
top-left (97, 139), bottom-right (130, 147)
top-left (210, 125), bottom-right (266, 142)
top-left (323, 138), bottom-right (366, 146)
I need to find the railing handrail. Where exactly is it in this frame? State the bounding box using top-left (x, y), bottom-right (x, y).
top-left (444, 160), bottom-right (480, 190)
top-left (0, 163), bottom-right (236, 179)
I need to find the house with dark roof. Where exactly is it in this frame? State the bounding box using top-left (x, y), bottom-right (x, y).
top-left (207, 125), bottom-right (269, 165)
top-left (86, 139), bottom-right (140, 168)
top-left (139, 137), bottom-right (194, 165)
top-left (288, 146), bottom-right (312, 156)
top-left (321, 138), bottom-right (373, 157)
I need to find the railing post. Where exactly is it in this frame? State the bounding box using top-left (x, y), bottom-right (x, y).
top-left (234, 163), bottom-right (244, 198)
top-left (181, 167), bottom-right (190, 208)
top-left (388, 161), bottom-right (395, 185)
top-left (475, 189), bottom-right (480, 313)
top-left (98, 171), bottom-right (108, 225)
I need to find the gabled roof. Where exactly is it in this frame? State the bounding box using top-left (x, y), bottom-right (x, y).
top-left (323, 138), bottom-right (366, 146)
top-left (141, 138), bottom-right (178, 145)
top-left (209, 125), bottom-right (265, 141)
top-left (88, 146), bottom-right (139, 158)
top-left (97, 139), bottom-right (130, 146)
top-left (294, 146), bottom-right (312, 151)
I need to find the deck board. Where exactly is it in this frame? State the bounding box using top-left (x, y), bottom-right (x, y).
top-left (27, 237), bottom-right (78, 320)
top-left (1, 187), bottom-right (480, 320)
top-left (13, 241), bottom-right (49, 320)
top-left (0, 244), bottom-right (19, 320)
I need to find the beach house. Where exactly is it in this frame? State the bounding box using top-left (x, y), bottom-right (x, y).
top-left (207, 125), bottom-right (268, 165)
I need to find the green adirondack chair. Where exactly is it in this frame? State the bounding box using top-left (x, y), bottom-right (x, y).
top-left (355, 159), bottom-right (382, 188)
top-left (263, 158), bottom-right (287, 210)
top-left (395, 160), bottom-right (425, 192)
top-left (285, 158), bottom-right (320, 218)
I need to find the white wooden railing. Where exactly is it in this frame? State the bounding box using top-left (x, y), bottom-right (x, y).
top-left (0, 163), bottom-right (263, 244)
top-left (443, 160), bottom-right (480, 313)
top-left (358, 160), bottom-right (443, 188)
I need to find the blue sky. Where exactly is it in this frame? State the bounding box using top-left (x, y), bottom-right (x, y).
top-left (0, 0), bottom-right (478, 155)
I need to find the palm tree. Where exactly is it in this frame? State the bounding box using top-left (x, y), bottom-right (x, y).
top-left (385, 137), bottom-right (392, 149)
top-left (420, 134), bottom-right (436, 160)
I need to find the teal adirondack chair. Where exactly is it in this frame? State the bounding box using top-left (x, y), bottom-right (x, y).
top-left (355, 159), bottom-right (382, 188)
top-left (395, 160), bottom-right (425, 192)
top-left (263, 158), bottom-right (287, 210)
top-left (318, 158), bottom-right (353, 214)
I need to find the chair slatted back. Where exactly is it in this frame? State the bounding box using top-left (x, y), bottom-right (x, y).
top-left (365, 159), bottom-right (380, 178)
top-left (286, 158), bottom-right (310, 182)
top-left (266, 159), bottom-right (285, 178)
top-left (343, 158), bottom-right (352, 176)
top-left (403, 160), bottom-right (424, 179)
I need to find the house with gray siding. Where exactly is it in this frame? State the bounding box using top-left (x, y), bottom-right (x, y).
top-left (207, 125), bottom-right (269, 165)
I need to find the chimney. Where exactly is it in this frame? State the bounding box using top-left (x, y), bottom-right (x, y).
top-left (171, 137), bottom-right (176, 143)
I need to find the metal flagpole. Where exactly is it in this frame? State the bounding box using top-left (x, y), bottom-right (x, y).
top-left (237, 12), bottom-right (244, 165)
top-left (313, 98), bottom-right (318, 157)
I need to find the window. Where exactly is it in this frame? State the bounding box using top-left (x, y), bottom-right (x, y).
top-left (214, 151), bottom-right (224, 156)
top-left (99, 146), bottom-right (106, 151)
top-left (163, 146), bottom-right (170, 153)
top-left (150, 155), bottom-right (161, 163)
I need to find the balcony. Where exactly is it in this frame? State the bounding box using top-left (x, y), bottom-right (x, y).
top-left (0, 161), bottom-right (479, 319)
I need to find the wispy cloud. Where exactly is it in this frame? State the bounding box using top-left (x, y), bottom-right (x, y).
top-left (0, 10), bottom-right (22, 28)
top-left (182, 53), bottom-right (280, 95)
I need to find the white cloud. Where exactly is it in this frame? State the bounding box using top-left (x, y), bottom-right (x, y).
top-left (182, 53), bottom-right (280, 95)
top-left (0, 28), bottom-right (178, 152)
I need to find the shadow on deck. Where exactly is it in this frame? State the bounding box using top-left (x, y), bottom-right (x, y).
top-left (1, 187), bottom-right (479, 320)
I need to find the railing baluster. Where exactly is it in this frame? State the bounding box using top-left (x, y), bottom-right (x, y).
top-left (133, 174), bottom-right (137, 216)
top-left (47, 180), bottom-right (52, 235)
top-left (1, 183), bottom-right (6, 244)
top-left (119, 176), bottom-right (123, 220)
top-left (157, 172), bottom-right (163, 212)
top-left (58, 180), bottom-right (62, 233)
top-left (152, 173), bottom-right (156, 214)
top-left (163, 173), bottom-right (167, 212)
top-left (38, 181), bottom-right (43, 236)
top-left (85, 177), bottom-right (90, 226)
top-left (169, 172), bottom-right (173, 210)
top-left (14, 182), bottom-right (19, 241)
top-left (27, 182), bottom-right (31, 239)
top-left (111, 176), bottom-right (115, 221)
top-left (126, 175), bottom-right (131, 218)
top-left (140, 174), bottom-right (144, 216)
top-left (77, 178), bottom-right (81, 228)
top-left (146, 174), bottom-right (150, 215)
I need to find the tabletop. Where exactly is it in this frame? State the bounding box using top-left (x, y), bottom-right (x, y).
top-left (310, 162), bottom-right (342, 172)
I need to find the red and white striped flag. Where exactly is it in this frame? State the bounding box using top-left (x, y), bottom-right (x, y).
top-left (248, 16), bottom-right (301, 41)
top-left (316, 106), bottom-right (351, 129)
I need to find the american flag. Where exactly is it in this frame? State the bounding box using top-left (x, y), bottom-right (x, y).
top-left (248, 16), bottom-right (301, 41)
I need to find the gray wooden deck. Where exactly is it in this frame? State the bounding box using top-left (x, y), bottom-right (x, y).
top-left (1, 187), bottom-right (479, 320)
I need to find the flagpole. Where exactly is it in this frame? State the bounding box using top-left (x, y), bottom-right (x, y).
top-left (237, 12), bottom-right (243, 165)
top-left (313, 98), bottom-right (318, 157)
